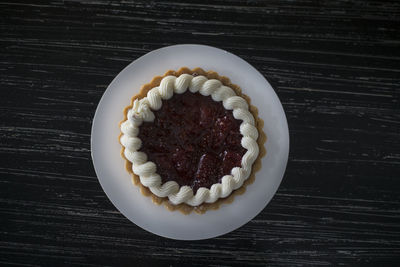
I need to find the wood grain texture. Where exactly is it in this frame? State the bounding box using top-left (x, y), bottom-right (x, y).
top-left (1, 0), bottom-right (399, 266)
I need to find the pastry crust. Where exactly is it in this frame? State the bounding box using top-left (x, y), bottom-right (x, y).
top-left (119, 67), bottom-right (266, 214)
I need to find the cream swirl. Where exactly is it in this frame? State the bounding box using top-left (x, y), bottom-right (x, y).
top-left (120, 74), bottom-right (259, 206)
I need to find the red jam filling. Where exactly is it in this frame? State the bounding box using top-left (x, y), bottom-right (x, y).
top-left (138, 90), bottom-right (246, 193)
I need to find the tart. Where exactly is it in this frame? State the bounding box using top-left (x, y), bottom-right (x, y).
top-left (119, 67), bottom-right (266, 214)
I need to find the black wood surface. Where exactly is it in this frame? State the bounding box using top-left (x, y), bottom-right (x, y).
top-left (1, 0), bottom-right (400, 266)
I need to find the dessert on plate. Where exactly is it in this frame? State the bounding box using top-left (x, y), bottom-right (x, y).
top-left (119, 67), bottom-right (266, 214)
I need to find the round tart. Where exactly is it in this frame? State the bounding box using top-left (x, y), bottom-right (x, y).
top-left (119, 68), bottom-right (265, 214)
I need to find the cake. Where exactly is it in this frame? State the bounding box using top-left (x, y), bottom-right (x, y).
top-left (119, 68), bottom-right (266, 214)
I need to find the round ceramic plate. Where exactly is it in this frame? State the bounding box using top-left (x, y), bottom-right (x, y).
top-left (91, 44), bottom-right (289, 240)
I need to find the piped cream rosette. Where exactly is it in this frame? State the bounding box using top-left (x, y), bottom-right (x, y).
top-left (120, 74), bottom-right (259, 206)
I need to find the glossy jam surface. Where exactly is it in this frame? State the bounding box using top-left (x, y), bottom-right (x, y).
top-left (138, 91), bottom-right (246, 192)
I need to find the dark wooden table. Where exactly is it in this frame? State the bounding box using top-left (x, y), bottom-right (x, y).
top-left (2, 0), bottom-right (399, 266)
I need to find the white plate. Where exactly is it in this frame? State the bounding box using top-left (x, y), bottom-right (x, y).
top-left (91, 44), bottom-right (289, 240)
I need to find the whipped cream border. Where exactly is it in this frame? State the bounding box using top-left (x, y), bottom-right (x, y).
top-left (120, 74), bottom-right (259, 206)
